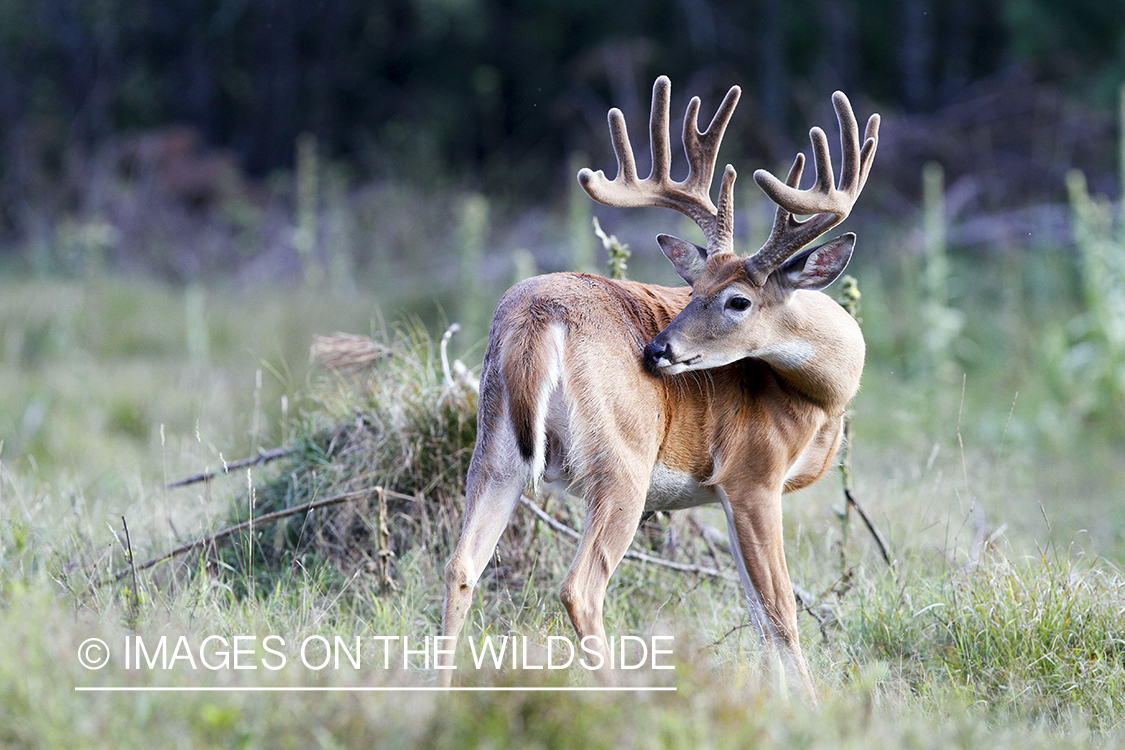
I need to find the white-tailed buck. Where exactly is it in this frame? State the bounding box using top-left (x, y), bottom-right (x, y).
top-left (440, 76), bottom-right (879, 695)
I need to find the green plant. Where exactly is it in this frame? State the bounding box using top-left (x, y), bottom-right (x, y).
top-left (918, 161), bottom-right (965, 383)
top-left (457, 193), bottom-right (493, 338)
top-left (1052, 167), bottom-right (1125, 439)
top-left (593, 216), bottom-right (630, 280)
top-left (844, 554), bottom-right (1125, 732)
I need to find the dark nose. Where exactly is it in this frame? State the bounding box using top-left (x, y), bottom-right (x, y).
top-left (643, 339), bottom-right (673, 375)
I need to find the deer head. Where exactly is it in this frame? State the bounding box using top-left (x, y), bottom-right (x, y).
top-left (578, 77), bottom-right (879, 376)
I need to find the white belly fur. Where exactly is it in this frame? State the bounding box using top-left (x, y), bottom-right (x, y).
top-left (644, 462), bottom-right (719, 511)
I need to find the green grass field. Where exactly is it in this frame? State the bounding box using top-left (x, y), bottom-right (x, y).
top-left (2, 260), bottom-right (1124, 748)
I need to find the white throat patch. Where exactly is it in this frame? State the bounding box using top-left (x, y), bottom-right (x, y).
top-left (756, 341), bottom-right (815, 370)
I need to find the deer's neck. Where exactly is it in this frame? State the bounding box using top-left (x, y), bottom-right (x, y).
top-left (751, 291), bottom-right (864, 410)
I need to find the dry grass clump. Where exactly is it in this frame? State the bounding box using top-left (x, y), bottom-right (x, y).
top-left (210, 325), bottom-right (556, 600)
top-left (225, 326), bottom-right (481, 588)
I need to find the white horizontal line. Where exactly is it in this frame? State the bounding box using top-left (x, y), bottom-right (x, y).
top-left (75, 686), bottom-right (677, 693)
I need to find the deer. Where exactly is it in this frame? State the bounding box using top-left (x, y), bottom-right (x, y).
top-left (438, 76), bottom-right (879, 697)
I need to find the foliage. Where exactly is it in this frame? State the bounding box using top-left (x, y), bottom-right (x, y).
top-left (593, 216), bottom-right (630, 281)
top-left (1005, 0), bottom-right (1125, 104)
top-left (1, 277), bottom-right (1124, 745)
top-left (2, 184), bottom-right (1125, 746)
top-left (1041, 165), bottom-right (1125, 440)
top-left (214, 325), bottom-right (480, 591)
top-left (0, 0), bottom-right (1120, 221)
top-left (161, 324), bottom-right (1125, 740)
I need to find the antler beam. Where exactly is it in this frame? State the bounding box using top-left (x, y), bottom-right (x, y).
top-left (744, 91), bottom-right (880, 286)
top-left (578, 76), bottom-right (742, 257)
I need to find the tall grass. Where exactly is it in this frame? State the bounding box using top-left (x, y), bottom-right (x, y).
top-left (845, 555), bottom-right (1125, 730)
top-left (1058, 168), bottom-right (1125, 439)
top-left (221, 324), bottom-right (480, 590)
top-left (4, 405), bottom-right (1123, 748)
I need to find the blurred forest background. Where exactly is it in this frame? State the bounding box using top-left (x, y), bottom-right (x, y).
top-left (2, 0), bottom-right (1125, 489)
top-left (2, 0), bottom-right (1124, 276)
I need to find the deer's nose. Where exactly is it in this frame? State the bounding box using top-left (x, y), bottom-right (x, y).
top-left (643, 339), bottom-right (674, 375)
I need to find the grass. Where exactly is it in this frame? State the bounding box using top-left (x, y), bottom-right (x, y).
top-left (2, 263), bottom-right (1125, 748)
top-left (3, 476), bottom-right (1123, 748)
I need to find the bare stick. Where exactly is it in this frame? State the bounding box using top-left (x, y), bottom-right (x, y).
top-left (845, 488), bottom-right (895, 570)
top-left (165, 447), bottom-right (296, 489)
top-left (122, 516), bottom-right (140, 617)
top-left (517, 493), bottom-right (841, 634)
top-left (115, 476), bottom-right (847, 629)
top-left (520, 494), bottom-right (734, 580)
top-left (834, 275), bottom-right (895, 574)
top-left (101, 487), bottom-right (417, 585)
top-left (709, 579), bottom-right (834, 647)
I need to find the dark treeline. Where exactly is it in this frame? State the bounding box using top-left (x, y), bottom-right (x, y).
top-left (0, 0), bottom-right (1123, 242)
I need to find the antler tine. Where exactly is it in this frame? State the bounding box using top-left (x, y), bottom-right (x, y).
top-left (683, 85), bottom-right (741, 198)
top-left (607, 106), bottom-right (640, 187)
top-left (649, 76), bottom-right (672, 184)
top-left (577, 76), bottom-right (742, 256)
top-left (744, 91), bottom-right (880, 286)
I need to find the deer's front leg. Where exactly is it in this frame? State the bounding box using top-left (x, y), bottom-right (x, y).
top-left (717, 483), bottom-right (815, 700)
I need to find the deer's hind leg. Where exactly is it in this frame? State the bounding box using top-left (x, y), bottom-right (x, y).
top-left (439, 414), bottom-right (530, 685)
top-left (558, 463), bottom-right (650, 677)
top-left (556, 385), bottom-right (661, 678)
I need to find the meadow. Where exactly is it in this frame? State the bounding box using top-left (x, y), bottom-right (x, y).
top-left (2, 174), bottom-right (1125, 748)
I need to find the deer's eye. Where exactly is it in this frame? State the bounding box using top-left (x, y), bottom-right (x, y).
top-left (727, 296), bottom-right (751, 311)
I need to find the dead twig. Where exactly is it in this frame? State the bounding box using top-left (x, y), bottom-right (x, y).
top-left (520, 495), bottom-right (842, 632)
top-left (845, 488), bottom-right (896, 572)
top-left (165, 447), bottom-right (297, 489)
top-left (100, 487), bottom-right (417, 586)
top-left (134, 459), bottom-right (854, 637)
top-left (122, 516), bottom-right (140, 620)
top-left (522, 493), bottom-right (828, 640)
top-left (791, 581), bottom-right (835, 642)
top-left (518, 494), bottom-right (736, 581)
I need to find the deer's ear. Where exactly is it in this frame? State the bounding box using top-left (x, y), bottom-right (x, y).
top-left (657, 234), bottom-right (708, 285)
top-left (775, 233), bottom-right (855, 291)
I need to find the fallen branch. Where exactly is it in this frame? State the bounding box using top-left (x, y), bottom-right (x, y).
top-left (105, 487), bottom-right (736, 590)
top-left (165, 447), bottom-right (297, 489)
top-left (519, 495), bottom-right (736, 581)
top-left (101, 487), bottom-right (417, 585)
top-left (520, 494), bottom-right (837, 628)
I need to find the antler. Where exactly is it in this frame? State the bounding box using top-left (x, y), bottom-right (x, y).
top-left (578, 76), bottom-right (742, 257)
top-left (743, 91), bottom-right (880, 286)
